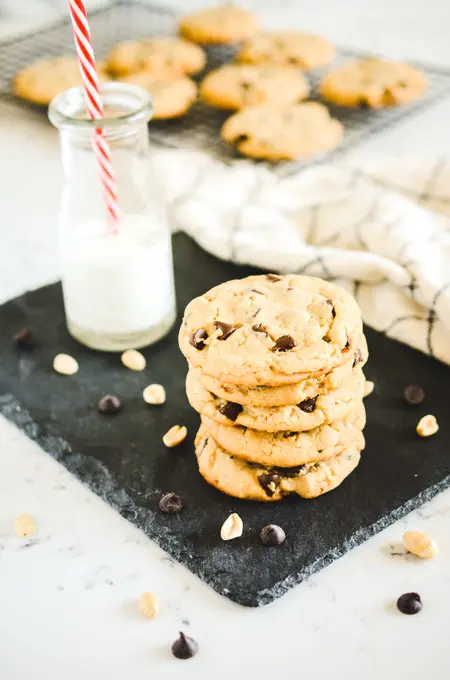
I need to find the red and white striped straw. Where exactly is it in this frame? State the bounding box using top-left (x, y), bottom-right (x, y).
top-left (68, 0), bottom-right (120, 227)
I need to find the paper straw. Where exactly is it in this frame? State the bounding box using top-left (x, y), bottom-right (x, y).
top-left (68, 0), bottom-right (119, 226)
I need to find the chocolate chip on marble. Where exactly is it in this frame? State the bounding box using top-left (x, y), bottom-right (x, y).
top-left (327, 299), bottom-right (336, 318)
top-left (404, 384), bottom-right (425, 406)
top-left (266, 273), bottom-right (282, 282)
top-left (97, 394), bottom-right (121, 415)
top-left (396, 592), bottom-right (422, 615)
top-left (214, 321), bottom-right (237, 340)
top-left (353, 348), bottom-right (363, 368)
top-left (258, 472), bottom-right (280, 497)
top-left (252, 323), bottom-right (267, 335)
top-left (298, 396), bottom-right (317, 413)
top-left (260, 524), bottom-right (286, 546)
top-left (171, 632), bottom-right (198, 659)
top-left (159, 492), bottom-right (184, 514)
top-left (272, 335), bottom-right (296, 352)
top-left (189, 329), bottom-right (208, 350)
top-left (14, 327), bottom-right (36, 350)
top-left (218, 401), bottom-right (243, 421)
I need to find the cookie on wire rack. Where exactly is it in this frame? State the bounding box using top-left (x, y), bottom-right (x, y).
top-left (107, 36), bottom-right (206, 76)
top-left (121, 71), bottom-right (197, 119)
top-left (320, 58), bottom-right (427, 108)
top-left (179, 5), bottom-right (259, 45)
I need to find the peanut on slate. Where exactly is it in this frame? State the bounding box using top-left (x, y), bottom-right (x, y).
top-left (163, 425), bottom-right (187, 448)
top-left (416, 415), bottom-right (439, 437)
top-left (220, 513), bottom-right (243, 541)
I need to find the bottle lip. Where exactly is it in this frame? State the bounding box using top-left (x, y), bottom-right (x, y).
top-left (48, 81), bottom-right (153, 129)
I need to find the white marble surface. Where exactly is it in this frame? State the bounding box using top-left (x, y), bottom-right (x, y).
top-left (1, 1), bottom-right (450, 678)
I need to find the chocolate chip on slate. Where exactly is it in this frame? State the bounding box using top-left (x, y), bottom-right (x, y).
top-left (404, 384), bottom-right (425, 406)
top-left (189, 329), bottom-right (208, 350)
top-left (266, 273), bottom-right (282, 282)
top-left (396, 592), bottom-right (422, 615)
top-left (258, 473), bottom-right (280, 497)
top-left (171, 632), bottom-right (198, 659)
top-left (14, 327), bottom-right (36, 350)
top-left (214, 321), bottom-right (236, 340)
top-left (260, 524), bottom-right (286, 546)
top-left (159, 492), bottom-right (184, 514)
top-left (218, 401), bottom-right (243, 421)
top-left (252, 323), bottom-right (267, 335)
top-left (353, 348), bottom-right (363, 368)
top-left (327, 299), bottom-right (336, 318)
top-left (298, 396), bottom-right (317, 413)
top-left (97, 395), bottom-right (121, 414)
top-left (272, 335), bottom-right (296, 352)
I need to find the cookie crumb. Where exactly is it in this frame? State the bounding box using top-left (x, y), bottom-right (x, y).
top-left (363, 380), bottom-right (374, 397)
top-left (143, 384), bottom-right (166, 405)
top-left (138, 592), bottom-right (160, 619)
top-left (14, 513), bottom-right (37, 538)
top-left (163, 425), bottom-right (187, 448)
top-left (53, 353), bottom-right (79, 375)
top-left (416, 414), bottom-right (438, 437)
top-left (121, 349), bottom-right (146, 371)
top-left (220, 512), bottom-right (243, 541)
top-left (403, 531), bottom-right (439, 560)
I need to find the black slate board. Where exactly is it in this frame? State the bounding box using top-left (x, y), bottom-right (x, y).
top-left (1, 233), bottom-right (449, 607)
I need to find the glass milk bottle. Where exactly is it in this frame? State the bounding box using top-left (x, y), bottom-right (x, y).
top-left (48, 82), bottom-right (176, 351)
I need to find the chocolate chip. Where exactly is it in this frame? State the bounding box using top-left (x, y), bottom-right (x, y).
top-left (327, 299), bottom-right (336, 318)
top-left (214, 321), bottom-right (237, 340)
top-left (252, 323), bottom-right (267, 335)
top-left (404, 384), bottom-right (425, 406)
top-left (235, 134), bottom-right (249, 144)
top-left (159, 492), bottom-right (184, 514)
top-left (97, 395), bottom-right (121, 414)
top-left (189, 329), bottom-right (208, 350)
top-left (396, 592), bottom-right (422, 615)
top-left (344, 334), bottom-right (351, 350)
top-left (251, 308), bottom-right (261, 319)
top-left (260, 524), bottom-right (286, 546)
top-left (171, 632), bottom-right (198, 659)
top-left (240, 81), bottom-right (251, 90)
top-left (258, 472), bottom-right (280, 497)
top-left (218, 401), bottom-right (243, 421)
top-left (398, 80), bottom-right (407, 88)
top-left (14, 327), bottom-right (36, 350)
top-left (358, 97), bottom-right (369, 108)
top-left (298, 396), bottom-right (317, 413)
top-left (271, 464), bottom-right (304, 477)
top-left (266, 273), bottom-right (282, 282)
top-left (352, 348), bottom-right (363, 368)
top-left (251, 289), bottom-right (264, 295)
top-left (272, 335), bottom-right (296, 352)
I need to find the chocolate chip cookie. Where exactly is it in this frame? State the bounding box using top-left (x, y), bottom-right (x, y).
top-left (178, 5), bottom-right (259, 45)
top-left (201, 402), bottom-right (365, 467)
top-left (179, 274), bottom-right (363, 386)
top-left (13, 56), bottom-right (109, 106)
top-left (196, 335), bottom-right (368, 406)
top-left (195, 426), bottom-right (362, 500)
top-left (200, 64), bottom-right (309, 110)
top-left (320, 58), bottom-right (427, 108)
top-left (120, 72), bottom-right (197, 119)
top-left (237, 31), bottom-right (335, 70)
top-left (186, 369), bottom-right (365, 432)
top-left (221, 102), bottom-right (343, 161)
top-left (107, 37), bottom-right (206, 76)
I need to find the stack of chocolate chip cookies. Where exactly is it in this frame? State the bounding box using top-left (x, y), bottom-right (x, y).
top-left (179, 273), bottom-right (368, 501)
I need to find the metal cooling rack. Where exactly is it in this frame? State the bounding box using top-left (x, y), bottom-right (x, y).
top-left (2, 0), bottom-right (450, 167)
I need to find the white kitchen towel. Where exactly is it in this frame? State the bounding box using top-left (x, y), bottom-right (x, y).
top-left (154, 150), bottom-right (450, 365)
